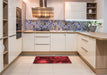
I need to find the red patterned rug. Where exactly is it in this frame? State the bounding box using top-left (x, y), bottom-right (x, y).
top-left (33, 56), bottom-right (71, 64)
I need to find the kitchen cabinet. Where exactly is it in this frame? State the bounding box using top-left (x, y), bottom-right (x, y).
top-left (66, 34), bottom-right (77, 51)
top-left (0, 0), bottom-right (3, 38)
top-left (8, 0), bottom-right (16, 36)
top-left (78, 34), bottom-right (96, 68)
top-left (65, 2), bottom-right (86, 19)
top-left (16, 38), bottom-right (22, 54)
top-left (8, 36), bottom-right (17, 63)
top-left (22, 33), bottom-right (35, 51)
top-left (35, 33), bottom-right (50, 51)
top-left (0, 40), bottom-right (3, 73)
top-left (51, 33), bottom-right (66, 51)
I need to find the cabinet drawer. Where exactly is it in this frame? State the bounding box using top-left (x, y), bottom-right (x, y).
top-left (35, 37), bottom-right (50, 44)
top-left (35, 45), bottom-right (50, 51)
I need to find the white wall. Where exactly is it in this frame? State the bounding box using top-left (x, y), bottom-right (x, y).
top-left (104, 0), bottom-right (107, 33)
top-left (23, 0), bottom-right (94, 20)
top-left (23, 0), bottom-right (39, 20)
top-left (16, 0), bottom-right (23, 8)
top-left (94, 0), bottom-right (104, 32)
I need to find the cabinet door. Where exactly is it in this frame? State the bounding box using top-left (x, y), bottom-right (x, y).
top-left (66, 34), bottom-right (77, 51)
top-left (8, 0), bottom-right (16, 36)
top-left (8, 36), bottom-right (17, 64)
top-left (22, 33), bottom-right (35, 51)
top-left (65, 2), bottom-right (86, 19)
top-left (51, 33), bottom-right (66, 51)
top-left (0, 0), bottom-right (3, 38)
top-left (0, 40), bottom-right (3, 72)
top-left (16, 38), bottom-right (22, 54)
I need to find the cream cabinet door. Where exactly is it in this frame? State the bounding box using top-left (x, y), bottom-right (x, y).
top-left (51, 33), bottom-right (66, 51)
top-left (22, 33), bottom-right (35, 51)
top-left (0, 40), bottom-right (3, 72)
top-left (65, 2), bottom-right (86, 19)
top-left (66, 34), bottom-right (77, 51)
top-left (0, 0), bottom-right (3, 38)
top-left (8, 0), bottom-right (16, 36)
top-left (16, 38), bottom-right (22, 54)
top-left (8, 36), bottom-right (17, 64)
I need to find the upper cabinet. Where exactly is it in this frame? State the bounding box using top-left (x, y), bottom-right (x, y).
top-left (65, 2), bottom-right (86, 20)
top-left (87, 3), bottom-right (97, 19)
top-left (8, 0), bottom-right (16, 36)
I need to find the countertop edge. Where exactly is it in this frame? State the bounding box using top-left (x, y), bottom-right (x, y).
top-left (22, 31), bottom-right (107, 40)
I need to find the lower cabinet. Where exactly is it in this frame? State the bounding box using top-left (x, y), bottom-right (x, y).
top-left (35, 33), bottom-right (51, 51)
top-left (22, 33), bottom-right (77, 52)
top-left (22, 33), bottom-right (35, 51)
top-left (0, 40), bottom-right (3, 73)
top-left (8, 36), bottom-right (17, 64)
top-left (16, 38), bottom-right (22, 54)
top-left (51, 33), bottom-right (66, 51)
top-left (66, 33), bottom-right (77, 51)
top-left (78, 35), bottom-right (96, 68)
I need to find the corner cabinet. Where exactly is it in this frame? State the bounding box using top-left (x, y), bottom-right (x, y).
top-left (51, 33), bottom-right (66, 51)
top-left (78, 34), bottom-right (96, 68)
top-left (65, 2), bottom-right (86, 19)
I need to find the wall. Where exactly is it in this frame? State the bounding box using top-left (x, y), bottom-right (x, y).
top-left (16, 0), bottom-right (23, 8)
top-left (94, 0), bottom-right (104, 32)
top-left (23, 0), bottom-right (94, 20)
top-left (104, 0), bottom-right (107, 33)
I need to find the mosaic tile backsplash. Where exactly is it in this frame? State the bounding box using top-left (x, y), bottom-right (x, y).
top-left (25, 20), bottom-right (90, 31)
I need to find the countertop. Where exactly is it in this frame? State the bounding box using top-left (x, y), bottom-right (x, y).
top-left (22, 31), bottom-right (107, 40)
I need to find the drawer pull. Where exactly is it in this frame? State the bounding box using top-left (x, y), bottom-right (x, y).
top-left (36, 43), bottom-right (49, 45)
top-left (81, 47), bottom-right (88, 52)
top-left (81, 38), bottom-right (88, 42)
top-left (35, 36), bottom-right (49, 38)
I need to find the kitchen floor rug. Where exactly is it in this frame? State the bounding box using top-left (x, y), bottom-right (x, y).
top-left (33, 56), bottom-right (71, 64)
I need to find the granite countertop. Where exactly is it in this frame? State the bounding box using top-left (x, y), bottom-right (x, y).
top-left (22, 30), bottom-right (107, 40)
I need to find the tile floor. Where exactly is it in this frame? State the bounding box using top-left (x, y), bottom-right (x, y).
top-left (2, 55), bottom-right (96, 75)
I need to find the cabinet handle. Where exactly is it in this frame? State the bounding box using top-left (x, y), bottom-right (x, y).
top-left (81, 38), bottom-right (88, 42)
top-left (81, 47), bottom-right (88, 52)
top-left (9, 34), bottom-right (16, 37)
top-left (36, 43), bottom-right (49, 45)
top-left (35, 36), bottom-right (49, 38)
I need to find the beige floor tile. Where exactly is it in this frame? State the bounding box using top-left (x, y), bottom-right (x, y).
top-left (29, 72), bottom-right (53, 75)
top-left (29, 64), bottom-right (53, 73)
top-left (2, 56), bottom-right (96, 75)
